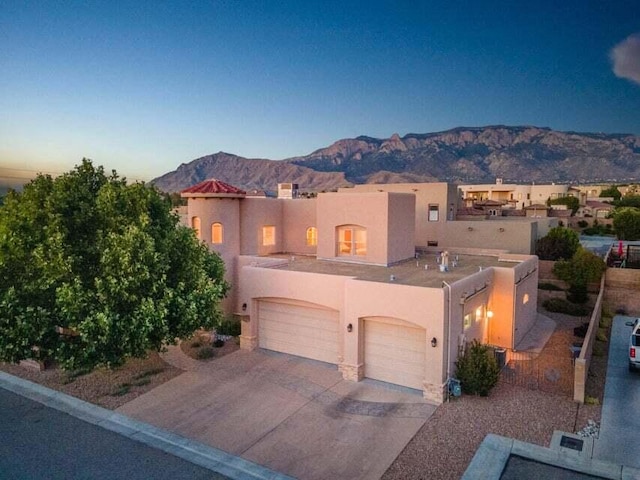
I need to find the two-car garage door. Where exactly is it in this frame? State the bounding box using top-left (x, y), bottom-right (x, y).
top-left (257, 302), bottom-right (426, 391)
top-left (258, 300), bottom-right (339, 364)
top-left (364, 318), bottom-right (426, 391)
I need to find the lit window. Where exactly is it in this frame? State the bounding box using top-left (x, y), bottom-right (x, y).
top-left (523, 293), bottom-right (529, 304)
top-left (337, 225), bottom-right (366, 256)
top-left (428, 204), bottom-right (439, 222)
top-left (262, 226), bottom-right (276, 246)
top-left (191, 217), bottom-right (201, 240)
top-left (306, 227), bottom-right (317, 246)
top-left (211, 222), bottom-right (223, 244)
top-left (464, 314), bottom-right (472, 330)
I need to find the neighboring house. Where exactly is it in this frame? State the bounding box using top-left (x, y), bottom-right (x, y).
top-left (576, 200), bottom-right (614, 219)
top-left (182, 179), bottom-right (539, 404)
top-left (459, 179), bottom-right (582, 209)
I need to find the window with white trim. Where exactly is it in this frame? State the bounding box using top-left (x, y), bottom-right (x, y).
top-left (428, 204), bottom-right (439, 222)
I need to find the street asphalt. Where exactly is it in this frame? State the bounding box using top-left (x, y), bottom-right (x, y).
top-left (0, 387), bottom-right (228, 480)
top-left (593, 315), bottom-right (640, 468)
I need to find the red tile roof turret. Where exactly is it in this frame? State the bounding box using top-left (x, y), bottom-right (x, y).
top-left (181, 178), bottom-right (246, 197)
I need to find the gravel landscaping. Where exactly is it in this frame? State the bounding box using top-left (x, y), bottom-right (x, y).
top-left (383, 292), bottom-right (608, 480)
top-left (0, 352), bottom-right (182, 410)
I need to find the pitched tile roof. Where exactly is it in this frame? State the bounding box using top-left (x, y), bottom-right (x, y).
top-left (181, 178), bottom-right (246, 196)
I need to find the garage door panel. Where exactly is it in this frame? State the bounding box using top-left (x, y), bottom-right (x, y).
top-left (364, 320), bottom-right (425, 390)
top-left (258, 301), bottom-right (339, 365)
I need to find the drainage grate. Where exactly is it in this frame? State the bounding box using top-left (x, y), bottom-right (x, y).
top-left (559, 435), bottom-right (584, 451)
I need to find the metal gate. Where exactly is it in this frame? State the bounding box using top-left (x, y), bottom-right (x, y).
top-left (499, 349), bottom-right (574, 397)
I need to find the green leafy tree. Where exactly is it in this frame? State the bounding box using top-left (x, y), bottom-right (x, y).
top-left (613, 207), bottom-right (640, 240)
top-left (553, 248), bottom-right (606, 304)
top-left (535, 226), bottom-right (580, 260)
top-left (548, 196), bottom-right (580, 215)
top-left (599, 186), bottom-right (622, 201)
top-left (0, 159), bottom-right (228, 370)
top-left (614, 195), bottom-right (640, 208)
top-left (455, 340), bottom-right (500, 396)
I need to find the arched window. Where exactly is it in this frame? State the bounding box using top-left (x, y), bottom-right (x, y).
top-left (306, 227), bottom-right (317, 246)
top-left (336, 225), bottom-right (366, 256)
top-left (191, 216), bottom-right (201, 240)
top-left (211, 222), bottom-right (223, 244)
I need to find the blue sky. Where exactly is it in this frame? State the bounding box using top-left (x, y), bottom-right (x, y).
top-left (1, 1), bottom-right (639, 181)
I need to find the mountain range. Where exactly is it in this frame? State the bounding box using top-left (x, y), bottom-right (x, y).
top-left (151, 125), bottom-right (640, 193)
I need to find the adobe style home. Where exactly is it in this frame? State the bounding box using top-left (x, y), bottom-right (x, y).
top-left (181, 179), bottom-right (540, 404)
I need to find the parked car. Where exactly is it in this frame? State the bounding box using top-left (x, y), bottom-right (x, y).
top-left (628, 318), bottom-right (640, 372)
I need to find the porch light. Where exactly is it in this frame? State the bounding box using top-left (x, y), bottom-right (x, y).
top-left (487, 310), bottom-right (494, 319)
top-left (242, 303), bottom-right (247, 311)
top-left (347, 323), bottom-right (353, 333)
top-left (431, 337), bottom-right (437, 348)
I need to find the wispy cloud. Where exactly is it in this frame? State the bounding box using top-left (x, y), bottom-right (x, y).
top-left (611, 33), bottom-right (640, 85)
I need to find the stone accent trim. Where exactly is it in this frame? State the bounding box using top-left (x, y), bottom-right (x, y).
top-left (239, 335), bottom-right (258, 351)
top-left (423, 381), bottom-right (446, 404)
top-left (339, 363), bottom-right (364, 381)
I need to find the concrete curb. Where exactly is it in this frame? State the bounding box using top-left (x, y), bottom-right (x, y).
top-left (0, 371), bottom-right (295, 480)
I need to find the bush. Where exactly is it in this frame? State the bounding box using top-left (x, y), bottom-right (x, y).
top-left (217, 316), bottom-right (241, 337)
top-left (454, 340), bottom-right (500, 396)
top-left (213, 339), bottom-right (225, 348)
top-left (535, 227), bottom-right (580, 260)
top-left (566, 283), bottom-right (588, 304)
top-left (538, 282), bottom-right (564, 291)
top-left (196, 347), bottom-right (215, 359)
top-left (577, 220), bottom-right (589, 228)
top-left (543, 298), bottom-right (592, 316)
top-left (596, 328), bottom-right (608, 342)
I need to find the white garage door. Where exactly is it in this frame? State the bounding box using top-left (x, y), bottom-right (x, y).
top-left (364, 318), bottom-right (426, 390)
top-left (258, 300), bottom-right (339, 364)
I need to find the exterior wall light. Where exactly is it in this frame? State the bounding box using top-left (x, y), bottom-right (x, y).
top-left (487, 310), bottom-right (494, 318)
top-left (467, 227), bottom-right (474, 231)
top-left (347, 323), bottom-right (353, 332)
top-left (242, 303), bottom-right (247, 311)
top-left (431, 337), bottom-right (437, 348)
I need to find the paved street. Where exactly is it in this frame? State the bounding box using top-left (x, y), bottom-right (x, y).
top-left (0, 388), bottom-right (227, 480)
top-left (593, 315), bottom-right (640, 468)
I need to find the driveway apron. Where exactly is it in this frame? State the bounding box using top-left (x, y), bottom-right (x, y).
top-left (117, 349), bottom-right (435, 480)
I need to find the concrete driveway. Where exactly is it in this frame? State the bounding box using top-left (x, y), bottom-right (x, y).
top-left (593, 315), bottom-right (640, 468)
top-left (117, 349), bottom-right (435, 480)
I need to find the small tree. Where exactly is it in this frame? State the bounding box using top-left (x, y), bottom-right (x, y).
top-left (613, 207), bottom-right (640, 240)
top-left (455, 340), bottom-right (500, 396)
top-left (599, 186), bottom-right (622, 201)
top-left (553, 248), bottom-right (606, 304)
top-left (535, 226), bottom-right (580, 260)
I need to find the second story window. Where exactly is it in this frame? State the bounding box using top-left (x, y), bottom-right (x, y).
top-left (211, 222), bottom-right (223, 244)
top-left (191, 216), bottom-right (201, 240)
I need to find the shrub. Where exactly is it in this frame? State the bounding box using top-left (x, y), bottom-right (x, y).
top-left (535, 226), bottom-right (580, 260)
top-left (585, 396), bottom-right (600, 405)
top-left (566, 283), bottom-right (588, 304)
top-left (455, 340), bottom-right (500, 396)
top-left (596, 329), bottom-right (608, 342)
top-left (599, 316), bottom-right (612, 328)
top-left (217, 316), bottom-right (242, 337)
top-left (538, 282), bottom-right (563, 291)
top-left (196, 347), bottom-right (215, 359)
top-left (213, 339), bottom-right (225, 348)
top-left (577, 220), bottom-right (589, 228)
top-left (543, 298), bottom-right (591, 316)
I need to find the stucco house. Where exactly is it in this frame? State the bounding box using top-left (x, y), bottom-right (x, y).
top-left (181, 179), bottom-right (539, 404)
